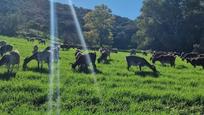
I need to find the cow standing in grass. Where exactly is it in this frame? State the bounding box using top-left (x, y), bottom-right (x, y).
top-left (150, 51), bottom-right (167, 61)
top-left (0, 50), bottom-right (20, 73)
top-left (130, 49), bottom-right (136, 56)
top-left (99, 48), bottom-right (111, 59)
top-left (23, 49), bottom-right (51, 71)
top-left (75, 49), bottom-right (82, 60)
top-left (72, 53), bottom-right (97, 72)
top-left (181, 52), bottom-right (198, 61)
top-left (98, 50), bottom-right (109, 63)
top-left (188, 57), bottom-right (204, 69)
top-left (126, 56), bottom-right (157, 72)
top-left (32, 45), bottom-right (39, 54)
top-left (0, 44), bottom-right (13, 56)
top-left (39, 39), bottom-right (46, 45)
top-left (27, 38), bottom-right (35, 42)
top-left (152, 55), bottom-right (176, 67)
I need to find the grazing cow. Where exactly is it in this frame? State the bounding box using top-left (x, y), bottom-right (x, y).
top-left (188, 57), bottom-right (204, 69)
top-left (75, 49), bottom-right (82, 60)
top-left (181, 52), bottom-right (198, 61)
top-left (72, 53), bottom-right (97, 72)
top-left (141, 51), bottom-right (148, 56)
top-left (0, 41), bottom-right (6, 47)
top-left (126, 56), bottom-right (157, 72)
top-left (0, 50), bottom-right (20, 73)
top-left (32, 45), bottom-right (39, 54)
top-left (23, 50), bottom-right (51, 71)
top-left (0, 44), bottom-right (13, 56)
top-left (98, 50), bottom-right (109, 63)
top-left (130, 49), bottom-right (136, 56)
top-left (39, 39), bottom-right (46, 45)
top-left (99, 48), bottom-right (111, 58)
top-left (150, 51), bottom-right (167, 61)
top-left (152, 55), bottom-right (176, 67)
top-left (27, 38), bottom-right (35, 42)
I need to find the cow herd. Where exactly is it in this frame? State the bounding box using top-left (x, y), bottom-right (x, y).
top-left (0, 39), bottom-right (204, 75)
top-left (69, 48), bottom-right (204, 74)
top-left (26, 37), bottom-right (46, 45)
top-left (150, 51), bottom-right (204, 69)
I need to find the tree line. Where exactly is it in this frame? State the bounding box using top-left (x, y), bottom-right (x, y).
top-left (0, 0), bottom-right (136, 49)
top-left (133, 0), bottom-right (204, 52)
top-left (0, 0), bottom-right (203, 51)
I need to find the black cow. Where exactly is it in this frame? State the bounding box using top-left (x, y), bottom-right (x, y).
top-left (152, 55), bottom-right (176, 67)
top-left (181, 52), bottom-right (198, 61)
top-left (188, 57), bottom-right (204, 69)
top-left (150, 51), bottom-right (167, 61)
top-left (39, 39), bottom-right (46, 45)
top-left (0, 45), bottom-right (13, 56)
top-left (72, 53), bottom-right (97, 72)
top-left (98, 50), bottom-right (109, 63)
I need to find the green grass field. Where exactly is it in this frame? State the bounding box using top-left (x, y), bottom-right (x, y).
top-left (0, 36), bottom-right (204, 115)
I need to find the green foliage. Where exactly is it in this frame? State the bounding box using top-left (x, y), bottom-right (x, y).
top-left (84, 4), bottom-right (115, 47)
top-left (0, 36), bottom-right (204, 114)
top-left (134, 0), bottom-right (204, 51)
top-left (0, 0), bottom-right (135, 49)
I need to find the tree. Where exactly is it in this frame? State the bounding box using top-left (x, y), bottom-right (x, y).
top-left (134, 0), bottom-right (204, 51)
top-left (84, 30), bottom-right (99, 46)
top-left (83, 4), bottom-right (115, 47)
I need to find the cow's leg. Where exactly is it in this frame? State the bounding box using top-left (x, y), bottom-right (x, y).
top-left (7, 65), bottom-right (10, 73)
top-left (139, 66), bottom-right (142, 71)
top-left (48, 62), bottom-right (50, 71)
top-left (37, 61), bottom-right (40, 69)
top-left (79, 65), bottom-right (83, 71)
top-left (92, 63), bottom-right (97, 71)
top-left (127, 64), bottom-right (131, 71)
top-left (17, 64), bottom-right (19, 70)
top-left (41, 62), bottom-right (43, 70)
top-left (85, 65), bottom-right (88, 73)
top-left (10, 65), bottom-right (13, 73)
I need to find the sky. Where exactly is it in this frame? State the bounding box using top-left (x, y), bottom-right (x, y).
top-left (57, 0), bottom-right (143, 20)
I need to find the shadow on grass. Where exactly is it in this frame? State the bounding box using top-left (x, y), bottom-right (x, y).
top-left (98, 59), bottom-right (112, 64)
top-left (23, 67), bottom-right (49, 74)
top-left (176, 65), bottom-right (188, 69)
top-left (0, 72), bottom-right (16, 80)
top-left (72, 68), bottom-right (103, 74)
top-left (135, 71), bottom-right (160, 78)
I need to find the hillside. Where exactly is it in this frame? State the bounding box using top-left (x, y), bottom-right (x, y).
top-left (0, 0), bottom-right (137, 49)
top-left (0, 36), bottom-right (204, 114)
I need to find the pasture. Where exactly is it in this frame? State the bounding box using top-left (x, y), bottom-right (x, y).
top-left (0, 36), bottom-right (204, 114)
